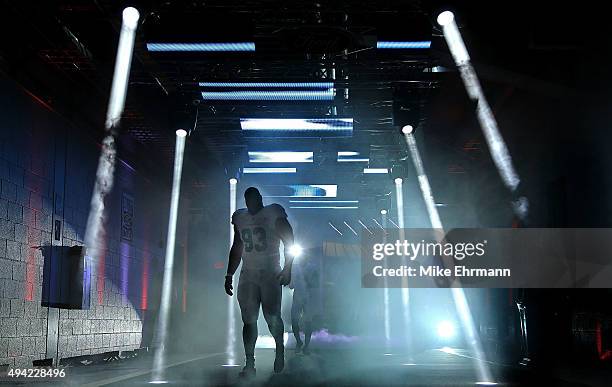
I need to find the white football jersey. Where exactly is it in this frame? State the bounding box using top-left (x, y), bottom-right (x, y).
top-left (232, 204), bottom-right (287, 271)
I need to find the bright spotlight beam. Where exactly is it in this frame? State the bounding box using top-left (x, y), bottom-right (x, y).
top-left (226, 178), bottom-right (238, 366)
top-left (381, 211), bottom-right (391, 352)
top-left (106, 7), bottom-right (140, 131)
top-left (84, 7), bottom-right (139, 273)
top-left (401, 125), bottom-right (413, 135)
top-left (151, 130), bottom-right (187, 383)
top-left (403, 131), bottom-right (494, 384)
top-left (395, 177), bottom-right (413, 355)
top-left (437, 321), bottom-right (456, 339)
top-left (405, 134), bottom-right (442, 229)
top-left (437, 11), bottom-right (527, 220)
top-left (394, 178), bottom-right (404, 229)
top-left (289, 244), bottom-right (303, 257)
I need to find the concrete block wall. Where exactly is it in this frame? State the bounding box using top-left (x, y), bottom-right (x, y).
top-left (0, 78), bottom-right (167, 366)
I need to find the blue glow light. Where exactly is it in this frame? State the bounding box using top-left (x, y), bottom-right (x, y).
top-left (248, 151), bottom-right (313, 163)
top-left (263, 184), bottom-right (337, 198)
top-left (377, 41), bottom-right (431, 49)
top-left (146, 42), bottom-right (255, 52)
top-left (363, 168), bottom-right (389, 174)
top-left (337, 151), bottom-right (369, 162)
top-left (199, 82), bottom-right (333, 88)
top-left (202, 89), bottom-right (333, 100)
top-left (241, 118), bottom-right (352, 131)
top-left (242, 167), bottom-right (297, 174)
top-left (290, 185), bottom-right (337, 197)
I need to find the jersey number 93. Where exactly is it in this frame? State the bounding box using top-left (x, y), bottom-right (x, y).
top-left (242, 227), bottom-right (268, 252)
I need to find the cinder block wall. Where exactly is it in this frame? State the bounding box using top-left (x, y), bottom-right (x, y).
top-left (0, 78), bottom-right (167, 367)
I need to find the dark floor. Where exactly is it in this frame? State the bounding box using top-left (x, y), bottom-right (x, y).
top-left (3, 346), bottom-right (612, 387)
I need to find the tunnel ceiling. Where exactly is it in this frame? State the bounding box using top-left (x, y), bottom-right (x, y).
top-left (0, 1), bottom-right (585, 215)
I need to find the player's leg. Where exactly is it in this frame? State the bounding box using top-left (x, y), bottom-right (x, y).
top-left (302, 299), bottom-right (313, 354)
top-left (237, 273), bottom-right (261, 376)
top-left (261, 274), bottom-right (284, 372)
top-left (291, 293), bottom-right (303, 352)
top-left (242, 323), bottom-right (258, 364)
top-left (303, 319), bottom-right (312, 354)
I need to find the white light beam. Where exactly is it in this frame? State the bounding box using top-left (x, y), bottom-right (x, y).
top-left (404, 131), bottom-right (493, 384)
top-left (84, 7), bottom-right (139, 281)
top-left (227, 178), bottom-right (238, 366)
top-left (381, 211), bottom-right (391, 352)
top-left (438, 11), bottom-right (527, 220)
top-left (395, 177), bottom-right (413, 356)
top-left (151, 130), bottom-right (187, 382)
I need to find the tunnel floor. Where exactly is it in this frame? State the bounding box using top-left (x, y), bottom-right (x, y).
top-left (13, 347), bottom-right (609, 387)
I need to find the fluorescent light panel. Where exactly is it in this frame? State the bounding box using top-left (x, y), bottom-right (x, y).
top-left (364, 168), bottom-right (389, 174)
top-left (377, 41), bottom-right (431, 49)
top-left (289, 200), bottom-right (358, 209)
top-left (199, 82), bottom-right (333, 88)
top-left (338, 151), bottom-right (369, 162)
top-left (344, 221), bottom-right (358, 236)
top-left (242, 167), bottom-right (296, 174)
top-left (147, 42), bottom-right (255, 52)
top-left (291, 185), bottom-right (337, 197)
top-left (290, 206), bottom-right (358, 209)
top-left (248, 151), bottom-right (313, 163)
top-left (329, 222), bottom-right (344, 235)
top-left (289, 200), bottom-right (358, 204)
top-left (241, 118), bottom-right (352, 131)
top-left (263, 185), bottom-right (337, 198)
top-left (202, 90), bottom-right (333, 100)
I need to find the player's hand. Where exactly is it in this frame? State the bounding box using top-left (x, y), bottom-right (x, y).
top-left (224, 275), bottom-right (234, 296)
top-left (277, 268), bottom-right (291, 286)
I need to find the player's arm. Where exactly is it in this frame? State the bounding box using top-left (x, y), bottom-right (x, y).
top-left (225, 225), bottom-right (243, 296)
top-left (276, 217), bottom-right (295, 286)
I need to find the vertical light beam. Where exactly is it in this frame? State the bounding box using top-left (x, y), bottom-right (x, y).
top-left (381, 210), bottom-right (391, 353)
top-left (437, 11), bottom-right (527, 220)
top-left (151, 129), bottom-right (188, 383)
top-left (405, 135), bottom-right (442, 229)
top-left (227, 178), bottom-right (238, 365)
top-left (106, 7), bottom-right (140, 130)
top-left (394, 179), bottom-right (405, 229)
top-left (395, 178), bottom-right (413, 356)
top-left (84, 7), bottom-right (139, 291)
top-left (404, 132), bottom-right (493, 384)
